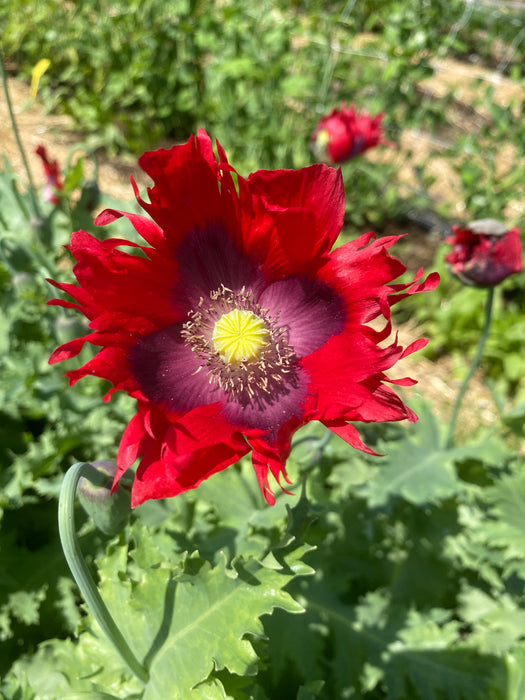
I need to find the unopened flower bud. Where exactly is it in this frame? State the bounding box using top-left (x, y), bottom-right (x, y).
top-left (445, 219), bottom-right (522, 287)
top-left (78, 460), bottom-right (131, 535)
top-left (311, 103), bottom-right (390, 164)
top-left (77, 180), bottom-right (100, 212)
top-left (35, 144), bottom-right (63, 205)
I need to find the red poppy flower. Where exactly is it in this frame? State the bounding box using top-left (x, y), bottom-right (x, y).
top-left (445, 220), bottom-right (522, 287)
top-left (311, 104), bottom-right (390, 165)
top-left (35, 144), bottom-right (63, 205)
top-left (48, 129), bottom-right (439, 507)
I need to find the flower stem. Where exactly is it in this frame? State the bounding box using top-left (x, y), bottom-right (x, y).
top-left (58, 462), bottom-right (149, 685)
top-left (317, 0), bottom-right (356, 110)
top-left (445, 287), bottom-right (495, 448)
top-left (293, 429), bottom-right (333, 467)
top-left (0, 52), bottom-right (42, 221)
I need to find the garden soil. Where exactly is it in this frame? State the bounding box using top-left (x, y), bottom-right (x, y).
top-left (1, 65), bottom-right (515, 443)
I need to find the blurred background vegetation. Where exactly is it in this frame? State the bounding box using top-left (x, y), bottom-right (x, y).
top-left (2, 0), bottom-right (524, 224)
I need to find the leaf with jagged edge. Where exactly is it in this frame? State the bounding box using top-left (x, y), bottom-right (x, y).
top-left (483, 468), bottom-right (525, 577)
top-left (0, 588), bottom-right (48, 642)
top-left (3, 634), bottom-right (143, 700)
top-left (2, 497), bottom-right (313, 699)
top-left (446, 502), bottom-right (509, 590)
top-left (385, 647), bottom-right (507, 700)
top-left (140, 552), bottom-right (306, 699)
top-left (357, 399), bottom-right (509, 508)
top-left (263, 603), bottom-right (327, 690)
top-left (393, 607), bottom-right (461, 650)
top-left (356, 401), bottom-right (459, 507)
top-left (268, 578), bottom-right (510, 699)
top-left (180, 457), bottom-right (297, 562)
top-left (54, 576), bottom-right (82, 633)
top-left (282, 586), bottom-right (404, 695)
top-left (100, 520), bottom-right (312, 699)
top-left (137, 490), bottom-right (314, 699)
top-left (458, 586), bottom-right (525, 655)
top-left (383, 598), bottom-right (508, 699)
top-left (0, 670), bottom-right (36, 700)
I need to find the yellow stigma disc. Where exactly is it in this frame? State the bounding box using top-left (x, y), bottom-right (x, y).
top-left (212, 309), bottom-right (269, 364)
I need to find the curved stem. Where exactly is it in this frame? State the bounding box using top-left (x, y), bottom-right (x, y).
top-left (445, 287), bottom-right (495, 448)
top-left (58, 462), bottom-right (149, 684)
top-left (292, 429), bottom-right (333, 466)
top-left (0, 52), bottom-right (42, 221)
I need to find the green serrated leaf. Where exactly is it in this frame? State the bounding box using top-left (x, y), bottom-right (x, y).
top-left (394, 608), bottom-right (459, 649)
top-left (357, 397), bottom-right (511, 508)
top-left (187, 458), bottom-right (292, 561)
top-left (3, 636), bottom-right (142, 700)
top-left (4, 589), bottom-right (47, 627)
top-left (0, 671), bottom-right (36, 700)
top-left (298, 585), bottom-right (403, 694)
top-left (3, 509), bottom-right (311, 698)
top-left (385, 647), bottom-right (507, 700)
top-left (55, 576), bottom-right (82, 633)
top-left (358, 405), bottom-right (460, 507)
top-left (483, 470), bottom-right (525, 560)
top-left (458, 586), bottom-right (525, 654)
top-left (142, 551), bottom-right (304, 699)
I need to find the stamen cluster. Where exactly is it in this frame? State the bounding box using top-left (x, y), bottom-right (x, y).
top-left (181, 285), bottom-right (296, 405)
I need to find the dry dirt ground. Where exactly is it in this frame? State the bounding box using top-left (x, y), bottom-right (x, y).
top-left (1, 65), bottom-right (518, 442)
top-left (0, 76), bottom-right (148, 204)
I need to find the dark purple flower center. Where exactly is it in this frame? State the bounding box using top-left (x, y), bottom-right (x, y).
top-left (181, 284), bottom-right (298, 408)
top-left (128, 224), bottom-right (346, 433)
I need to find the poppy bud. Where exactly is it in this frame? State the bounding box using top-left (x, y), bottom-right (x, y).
top-left (77, 180), bottom-right (101, 212)
top-left (445, 219), bottom-right (522, 287)
top-left (78, 460), bottom-right (131, 535)
top-left (35, 144), bottom-right (63, 205)
top-left (311, 103), bottom-right (390, 164)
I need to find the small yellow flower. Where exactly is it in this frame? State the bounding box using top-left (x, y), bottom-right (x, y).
top-left (30, 59), bottom-right (51, 99)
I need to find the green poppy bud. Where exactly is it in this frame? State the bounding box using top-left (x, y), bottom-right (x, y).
top-left (78, 460), bottom-right (131, 535)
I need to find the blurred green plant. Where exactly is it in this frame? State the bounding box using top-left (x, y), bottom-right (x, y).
top-left (3, 406), bottom-right (525, 698)
top-left (0, 128), bottom-right (137, 674)
top-left (3, 0), bottom-right (523, 232)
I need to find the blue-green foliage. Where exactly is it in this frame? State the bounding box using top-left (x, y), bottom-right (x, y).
top-left (3, 423), bottom-right (525, 699)
top-left (1, 0), bottom-right (525, 697)
top-left (260, 413), bottom-right (525, 699)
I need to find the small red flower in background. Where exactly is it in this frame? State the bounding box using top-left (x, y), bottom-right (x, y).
top-left (48, 129), bottom-right (438, 508)
top-left (311, 104), bottom-right (389, 164)
top-left (35, 144), bottom-right (63, 204)
top-left (445, 219), bottom-right (522, 287)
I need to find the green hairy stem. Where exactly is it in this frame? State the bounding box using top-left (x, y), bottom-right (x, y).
top-left (445, 286), bottom-right (495, 448)
top-left (58, 462), bottom-right (149, 684)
